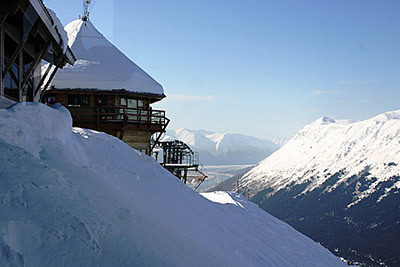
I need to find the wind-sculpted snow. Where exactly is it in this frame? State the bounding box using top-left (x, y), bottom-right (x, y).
top-left (241, 111), bottom-right (400, 204)
top-left (0, 103), bottom-right (345, 266)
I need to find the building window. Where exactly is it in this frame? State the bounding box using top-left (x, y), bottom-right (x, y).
top-left (97, 96), bottom-right (107, 106)
top-left (127, 99), bottom-right (137, 108)
top-left (68, 95), bottom-right (89, 107)
top-left (138, 100), bottom-right (144, 108)
top-left (120, 98), bottom-right (146, 109)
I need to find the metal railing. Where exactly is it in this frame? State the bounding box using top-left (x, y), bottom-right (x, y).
top-left (68, 106), bottom-right (168, 127)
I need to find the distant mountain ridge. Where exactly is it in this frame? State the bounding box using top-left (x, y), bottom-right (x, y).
top-left (239, 110), bottom-right (400, 266)
top-left (164, 129), bottom-right (280, 165)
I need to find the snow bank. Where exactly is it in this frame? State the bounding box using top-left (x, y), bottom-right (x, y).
top-left (0, 96), bottom-right (15, 108)
top-left (0, 103), bottom-right (344, 266)
top-left (0, 103), bottom-right (72, 158)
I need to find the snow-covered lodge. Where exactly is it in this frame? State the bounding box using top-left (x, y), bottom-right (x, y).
top-left (0, 0), bottom-right (75, 104)
top-left (45, 14), bottom-right (169, 155)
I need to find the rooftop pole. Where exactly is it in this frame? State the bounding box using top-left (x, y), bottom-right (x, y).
top-left (82, 0), bottom-right (91, 21)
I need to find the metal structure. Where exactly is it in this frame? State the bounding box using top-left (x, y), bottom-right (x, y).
top-left (0, 0), bottom-right (75, 103)
top-left (154, 140), bottom-right (207, 190)
top-left (82, 0), bottom-right (91, 21)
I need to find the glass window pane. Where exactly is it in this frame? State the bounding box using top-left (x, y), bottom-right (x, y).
top-left (81, 95), bottom-right (89, 106)
top-left (127, 99), bottom-right (137, 108)
top-left (68, 95), bottom-right (80, 106)
top-left (138, 100), bottom-right (144, 108)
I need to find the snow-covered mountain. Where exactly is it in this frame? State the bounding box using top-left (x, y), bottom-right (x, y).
top-left (239, 111), bottom-right (400, 266)
top-left (0, 103), bottom-right (345, 266)
top-left (164, 129), bottom-right (279, 165)
top-left (270, 137), bottom-right (288, 147)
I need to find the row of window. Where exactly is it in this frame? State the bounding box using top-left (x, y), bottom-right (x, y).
top-left (121, 98), bottom-right (145, 109)
top-left (46, 95), bottom-right (147, 108)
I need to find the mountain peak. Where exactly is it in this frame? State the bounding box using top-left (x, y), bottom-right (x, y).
top-left (319, 116), bottom-right (336, 124)
top-left (370, 110), bottom-right (400, 121)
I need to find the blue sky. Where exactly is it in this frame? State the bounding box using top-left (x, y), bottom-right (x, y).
top-left (44, 0), bottom-right (400, 139)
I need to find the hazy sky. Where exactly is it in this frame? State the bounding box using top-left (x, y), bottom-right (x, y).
top-left (44, 0), bottom-right (400, 139)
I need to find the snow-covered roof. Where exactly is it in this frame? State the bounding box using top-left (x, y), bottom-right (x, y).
top-left (51, 19), bottom-right (164, 97)
top-left (47, 9), bottom-right (68, 53)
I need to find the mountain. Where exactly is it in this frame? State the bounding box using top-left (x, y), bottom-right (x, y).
top-left (0, 103), bottom-right (345, 267)
top-left (239, 111), bottom-right (400, 266)
top-left (270, 137), bottom-right (288, 147)
top-left (164, 129), bottom-right (279, 165)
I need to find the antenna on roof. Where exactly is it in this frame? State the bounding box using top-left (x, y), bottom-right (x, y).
top-left (82, 0), bottom-right (91, 21)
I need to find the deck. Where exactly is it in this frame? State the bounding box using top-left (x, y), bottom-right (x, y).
top-left (68, 106), bottom-right (169, 132)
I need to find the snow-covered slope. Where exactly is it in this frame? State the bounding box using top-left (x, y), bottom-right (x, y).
top-left (165, 129), bottom-right (279, 165)
top-left (0, 103), bottom-right (344, 267)
top-left (50, 19), bottom-right (163, 96)
top-left (271, 137), bottom-right (288, 147)
top-left (239, 111), bottom-right (400, 266)
top-left (241, 113), bottom-right (400, 202)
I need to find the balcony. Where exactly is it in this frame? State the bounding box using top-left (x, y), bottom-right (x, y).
top-left (67, 106), bottom-right (169, 133)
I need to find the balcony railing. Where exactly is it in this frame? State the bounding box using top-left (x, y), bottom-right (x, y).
top-left (67, 106), bottom-right (169, 130)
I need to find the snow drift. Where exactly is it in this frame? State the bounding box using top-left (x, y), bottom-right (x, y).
top-left (0, 103), bottom-right (344, 266)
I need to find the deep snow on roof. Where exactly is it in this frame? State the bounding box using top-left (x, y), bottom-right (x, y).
top-left (51, 19), bottom-right (164, 96)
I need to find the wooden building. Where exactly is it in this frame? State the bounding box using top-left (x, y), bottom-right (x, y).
top-left (44, 13), bottom-right (168, 155)
top-left (0, 0), bottom-right (75, 103)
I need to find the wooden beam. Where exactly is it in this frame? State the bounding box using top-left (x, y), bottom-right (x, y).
top-left (40, 66), bottom-right (58, 100)
top-left (21, 43), bottom-right (49, 94)
top-left (119, 115), bottom-right (129, 139)
top-left (0, 10), bottom-right (8, 28)
top-left (0, 2), bottom-right (19, 15)
top-left (151, 118), bottom-right (170, 152)
top-left (4, 22), bottom-right (49, 59)
top-left (8, 68), bottom-right (18, 88)
top-left (2, 19), bottom-right (35, 80)
top-left (34, 62), bottom-right (52, 96)
top-left (0, 26), bottom-right (4, 96)
top-left (3, 22), bottom-right (21, 43)
top-left (18, 50), bottom-right (23, 101)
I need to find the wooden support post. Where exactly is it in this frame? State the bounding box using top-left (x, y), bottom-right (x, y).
top-left (0, 26), bottom-right (4, 96)
top-left (0, 11), bottom-right (7, 29)
top-left (119, 114), bottom-right (129, 140)
top-left (21, 44), bottom-right (49, 95)
top-left (40, 66), bottom-right (58, 99)
top-left (2, 19), bottom-right (35, 80)
top-left (183, 169), bottom-right (188, 184)
top-left (150, 118), bottom-right (170, 152)
top-left (34, 62), bottom-right (52, 96)
top-left (18, 50), bottom-right (23, 102)
top-left (96, 108), bottom-right (99, 130)
top-left (3, 40), bottom-right (25, 80)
